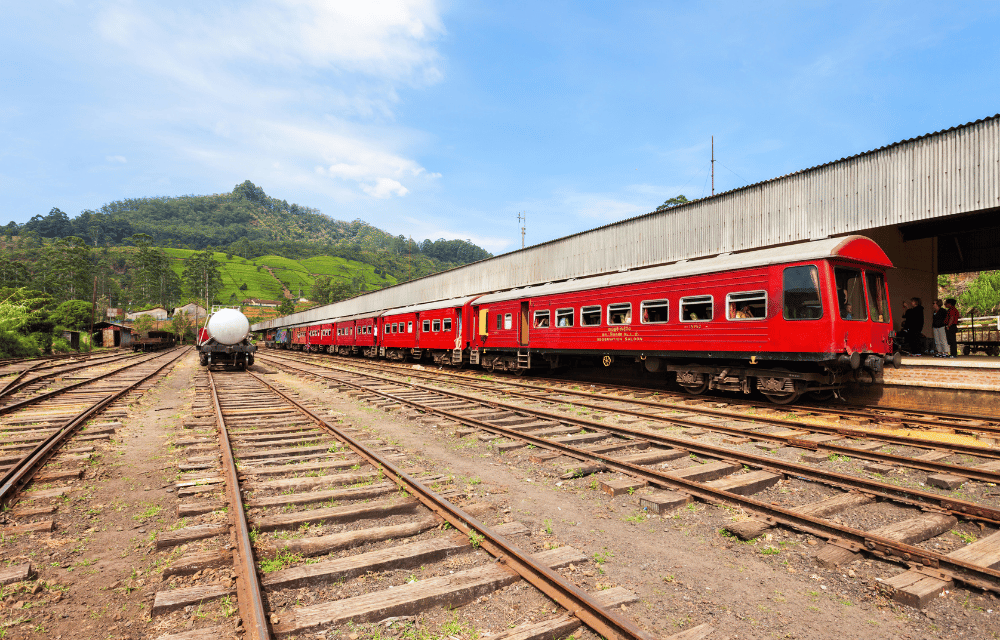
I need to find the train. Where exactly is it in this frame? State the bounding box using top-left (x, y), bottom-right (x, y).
top-left (197, 308), bottom-right (257, 369)
top-left (260, 236), bottom-right (901, 403)
top-left (131, 329), bottom-right (177, 352)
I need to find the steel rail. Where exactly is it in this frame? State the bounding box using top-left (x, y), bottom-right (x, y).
top-left (262, 355), bottom-right (1000, 519)
top-left (263, 353), bottom-right (1000, 482)
top-left (247, 370), bottom-right (655, 640)
top-left (0, 361), bottom-right (43, 397)
top-left (0, 347), bottom-right (190, 506)
top-left (259, 355), bottom-right (1000, 595)
top-left (268, 353), bottom-right (1000, 468)
top-left (207, 371), bottom-right (272, 640)
top-left (0, 349), bottom-right (172, 414)
top-left (292, 350), bottom-right (1000, 435)
top-left (0, 350), bottom-right (144, 404)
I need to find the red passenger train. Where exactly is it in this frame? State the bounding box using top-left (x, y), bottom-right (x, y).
top-left (262, 236), bottom-right (899, 403)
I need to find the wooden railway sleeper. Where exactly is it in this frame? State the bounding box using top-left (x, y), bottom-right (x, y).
top-left (267, 356), bottom-right (1000, 598)
top-left (262, 354), bottom-right (1000, 521)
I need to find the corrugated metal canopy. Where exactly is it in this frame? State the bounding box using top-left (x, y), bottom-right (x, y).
top-left (474, 235), bottom-right (889, 304)
top-left (254, 114), bottom-right (1000, 331)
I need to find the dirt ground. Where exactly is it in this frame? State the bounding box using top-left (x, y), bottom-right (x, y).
top-left (3, 353), bottom-right (999, 640)
top-left (0, 355), bottom-right (195, 640)
top-left (277, 364), bottom-right (1000, 640)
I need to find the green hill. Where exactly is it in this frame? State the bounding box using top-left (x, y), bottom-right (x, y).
top-left (0, 180), bottom-right (493, 314)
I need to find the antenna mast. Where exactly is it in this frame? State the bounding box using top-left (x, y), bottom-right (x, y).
top-left (517, 212), bottom-right (526, 249)
top-left (711, 135), bottom-right (715, 196)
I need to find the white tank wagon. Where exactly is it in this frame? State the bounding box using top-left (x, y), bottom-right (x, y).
top-left (197, 308), bottom-right (257, 369)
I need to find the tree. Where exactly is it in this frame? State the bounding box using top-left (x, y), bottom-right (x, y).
top-left (170, 311), bottom-right (193, 343)
top-left (182, 249), bottom-right (223, 310)
top-left (44, 236), bottom-right (92, 302)
top-left (276, 298), bottom-right (295, 315)
top-left (959, 271), bottom-right (1000, 314)
top-left (50, 300), bottom-right (93, 330)
top-left (134, 313), bottom-right (155, 334)
top-left (310, 276), bottom-right (353, 304)
top-left (655, 195), bottom-right (689, 212)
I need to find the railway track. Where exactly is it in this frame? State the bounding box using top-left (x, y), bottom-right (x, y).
top-left (0, 347), bottom-right (190, 506)
top-left (0, 350), bottom-right (143, 406)
top-left (148, 367), bottom-right (685, 640)
top-left (0, 347), bottom-right (189, 635)
top-left (258, 351), bottom-right (1000, 610)
top-left (266, 351), bottom-right (1000, 480)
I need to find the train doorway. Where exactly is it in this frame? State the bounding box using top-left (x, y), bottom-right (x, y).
top-left (519, 301), bottom-right (530, 346)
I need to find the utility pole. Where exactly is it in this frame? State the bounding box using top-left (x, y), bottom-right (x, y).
top-left (711, 135), bottom-right (715, 196)
top-left (87, 275), bottom-right (97, 352)
top-left (517, 212), bottom-right (526, 249)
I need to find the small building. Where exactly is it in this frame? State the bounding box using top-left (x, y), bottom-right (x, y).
top-left (92, 322), bottom-right (133, 348)
top-left (106, 307), bottom-right (124, 320)
top-left (242, 298), bottom-right (282, 308)
top-left (172, 302), bottom-right (207, 319)
top-left (126, 307), bottom-right (169, 321)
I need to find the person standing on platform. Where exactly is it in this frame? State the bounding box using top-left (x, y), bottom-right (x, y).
top-left (945, 298), bottom-right (960, 357)
top-left (903, 297), bottom-right (925, 355)
top-left (932, 299), bottom-right (948, 356)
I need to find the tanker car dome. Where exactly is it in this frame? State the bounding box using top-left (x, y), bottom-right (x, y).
top-left (205, 308), bottom-right (250, 346)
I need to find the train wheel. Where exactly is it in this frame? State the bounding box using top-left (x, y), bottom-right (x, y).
top-left (763, 390), bottom-right (801, 404)
top-left (963, 345), bottom-right (972, 356)
top-left (680, 378), bottom-right (709, 395)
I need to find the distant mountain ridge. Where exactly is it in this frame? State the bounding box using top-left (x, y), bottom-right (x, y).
top-left (0, 181), bottom-right (494, 315)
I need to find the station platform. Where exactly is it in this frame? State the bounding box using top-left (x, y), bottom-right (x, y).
top-left (846, 355), bottom-right (1000, 418)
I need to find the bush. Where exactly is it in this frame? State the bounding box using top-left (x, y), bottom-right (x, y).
top-left (52, 337), bottom-right (73, 353)
top-left (28, 331), bottom-right (53, 354)
top-left (0, 331), bottom-right (40, 358)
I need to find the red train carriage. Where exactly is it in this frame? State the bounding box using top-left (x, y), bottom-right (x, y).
top-left (333, 318), bottom-right (358, 356)
top-left (471, 236), bottom-right (896, 403)
top-left (380, 308), bottom-right (419, 361)
top-left (339, 313), bottom-right (379, 357)
top-left (290, 326), bottom-right (309, 351)
top-left (264, 329), bottom-right (277, 348)
top-left (305, 323), bottom-right (333, 352)
top-left (412, 297), bottom-right (477, 366)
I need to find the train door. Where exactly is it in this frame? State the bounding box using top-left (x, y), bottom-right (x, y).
top-left (864, 269), bottom-right (892, 353)
top-left (414, 313), bottom-right (421, 349)
top-left (455, 308), bottom-right (463, 349)
top-left (519, 301), bottom-right (530, 346)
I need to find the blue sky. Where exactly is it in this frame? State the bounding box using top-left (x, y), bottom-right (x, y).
top-left (2, 1), bottom-right (998, 254)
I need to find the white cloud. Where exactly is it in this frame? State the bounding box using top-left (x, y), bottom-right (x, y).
top-left (362, 178), bottom-right (409, 199)
top-left (90, 0), bottom-right (445, 201)
top-left (105, 155), bottom-right (127, 163)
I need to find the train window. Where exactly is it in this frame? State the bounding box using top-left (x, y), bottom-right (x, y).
top-left (533, 310), bottom-right (550, 328)
top-left (640, 300), bottom-right (669, 324)
top-left (865, 272), bottom-right (889, 323)
top-left (783, 265), bottom-right (823, 320)
top-left (443, 318), bottom-right (453, 332)
top-left (680, 296), bottom-right (713, 322)
top-left (608, 303), bottom-right (632, 325)
top-left (337, 329), bottom-right (342, 336)
top-left (726, 291), bottom-right (766, 320)
top-left (433, 319), bottom-right (441, 332)
top-left (555, 308), bottom-right (574, 327)
top-left (504, 313), bottom-right (513, 330)
top-left (407, 321), bottom-right (413, 333)
top-left (835, 267), bottom-right (867, 321)
top-left (422, 319), bottom-right (430, 332)
top-left (581, 305), bottom-right (601, 326)
top-left (496, 313), bottom-right (502, 330)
